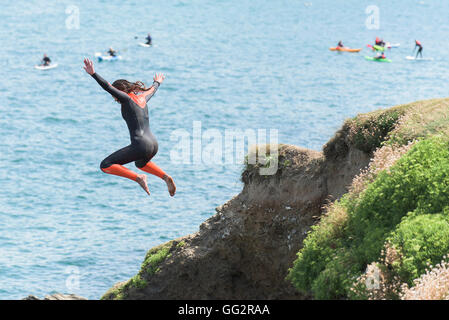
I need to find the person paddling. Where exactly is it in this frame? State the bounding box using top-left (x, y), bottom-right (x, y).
top-left (41, 54), bottom-right (51, 66)
top-left (83, 58), bottom-right (176, 197)
top-left (414, 40), bottom-right (423, 58)
top-left (107, 47), bottom-right (117, 57)
top-left (337, 40), bottom-right (344, 48)
top-left (375, 52), bottom-right (386, 60)
top-left (145, 33), bottom-right (152, 45)
top-left (375, 37), bottom-right (385, 47)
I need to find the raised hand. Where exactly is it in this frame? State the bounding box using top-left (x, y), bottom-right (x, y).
top-left (83, 58), bottom-right (95, 75)
top-left (154, 73), bottom-right (165, 84)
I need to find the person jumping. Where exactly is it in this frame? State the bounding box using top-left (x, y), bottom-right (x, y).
top-left (83, 58), bottom-right (176, 197)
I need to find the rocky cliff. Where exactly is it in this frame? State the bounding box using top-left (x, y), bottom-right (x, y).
top-left (102, 128), bottom-right (372, 299)
top-left (103, 98), bottom-right (449, 300)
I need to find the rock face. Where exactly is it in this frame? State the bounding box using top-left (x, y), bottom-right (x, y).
top-left (23, 293), bottom-right (87, 300)
top-left (103, 141), bottom-right (371, 300)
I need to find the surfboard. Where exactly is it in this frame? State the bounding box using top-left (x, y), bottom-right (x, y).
top-left (139, 43), bottom-right (152, 47)
top-left (95, 52), bottom-right (122, 62)
top-left (35, 63), bottom-right (58, 70)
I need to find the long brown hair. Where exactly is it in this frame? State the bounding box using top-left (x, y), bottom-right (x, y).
top-left (112, 79), bottom-right (151, 94)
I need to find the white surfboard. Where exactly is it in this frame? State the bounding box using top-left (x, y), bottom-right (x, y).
top-left (35, 63), bottom-right (58, 70)
top-left (95, 52), bottom-right (122, 61)
top-left (406, 56), bottom-right (433, 61)
top-left (138, 43), bottom-right (151, 47)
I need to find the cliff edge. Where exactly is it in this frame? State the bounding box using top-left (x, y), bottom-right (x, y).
top-left (103, 98), bottom-right (449, 300)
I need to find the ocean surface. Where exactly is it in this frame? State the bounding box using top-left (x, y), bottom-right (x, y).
top-left (1, 0), bottom-right (449, 299)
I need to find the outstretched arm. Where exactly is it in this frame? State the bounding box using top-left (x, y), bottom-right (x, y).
top-left (142, 73), bottom-right (165, 102)
top-left (83, 58), bottom-right (129, 103)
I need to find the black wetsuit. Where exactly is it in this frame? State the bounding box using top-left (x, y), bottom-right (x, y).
top-left (91, 72), bottom-right (160, 170)
top-left (146, 35), bottom-right (152, 45)
top-left (43, 57), bottom-right (51, 66)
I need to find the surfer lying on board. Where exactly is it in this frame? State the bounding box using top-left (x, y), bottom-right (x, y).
top-left (41, 54), bottom-right (51, 66)
top-left (83, 58), bottom-right (176, 197)
top-left (414, 40), bottom-right (423, 58)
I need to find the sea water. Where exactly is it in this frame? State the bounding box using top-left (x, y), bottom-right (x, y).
top-left (1, 0), bottom-right (449, 299)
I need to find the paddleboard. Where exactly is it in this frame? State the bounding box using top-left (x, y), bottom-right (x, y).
top-left (139, 43), bottom-right (152, 47)
top-left (35, 63), bottom-right (58, 70)
top-left (405, 56), bottom-right (433, 61)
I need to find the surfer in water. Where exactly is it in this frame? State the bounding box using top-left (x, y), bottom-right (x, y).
top-left (414, 40), bottom-right (423, 58)
top-left (83, 58), bottom-right (176, 197)
top-left (337, 41), bottom-right (344, 48)
top-left (41, 54), bottom-right (51, 66)
top-left (145, 33), bottom-right (152, 45)
top-left (107, 47), bottom-right (117, 57)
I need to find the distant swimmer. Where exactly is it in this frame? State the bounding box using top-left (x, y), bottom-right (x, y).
top-left (337, 40), bottom-right (344, 48)
top-left (83, 58), bottom-right (176, 197)
top-left (41, 53), bottom-right (51, 66)
top-left (414, 40), bottom-right (423, 58)
top-left (145, 33), bottom-right (152, 45)
top-left (107, 47), bottom-right (117, 57)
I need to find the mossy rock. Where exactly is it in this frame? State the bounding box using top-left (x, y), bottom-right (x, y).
top-left (101, 240), bottom-right (176, 300)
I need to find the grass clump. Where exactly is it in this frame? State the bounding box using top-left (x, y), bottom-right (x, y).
top-left (346, 109), bottom-right (404, 153)
top-left (400, 257), bottom-right (449, 300)
top-left (141, 242), bottom-right (173, 276)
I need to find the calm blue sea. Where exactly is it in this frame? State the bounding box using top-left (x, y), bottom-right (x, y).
top-left (1, 0), bottom-right (449, 299)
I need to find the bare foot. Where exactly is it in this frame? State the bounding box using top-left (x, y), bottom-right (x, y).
top-left (163, 175), bottom-right (176, 197)
top-left (136, 174), bottom-right (150, 196)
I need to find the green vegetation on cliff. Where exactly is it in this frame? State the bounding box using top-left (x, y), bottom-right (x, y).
top-left (101, 241), bottom-right (174, 300)
top-left (288, 98), bottom-right (449, 299)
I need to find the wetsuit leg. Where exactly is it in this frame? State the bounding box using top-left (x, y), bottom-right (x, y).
top-left (100, 145), bottom-right (145, 181)
top-left (416, 47), bottom-right (423, 58)
top-left (136, 161), bottom-right (167, 179)
top-left (134, 138), bottom-right (165, 179)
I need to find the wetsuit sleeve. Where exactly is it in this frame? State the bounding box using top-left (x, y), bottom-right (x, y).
top-left (143, 81), bottom-right (160, 102)
top-left (91, 72), bottom-right (129, 102)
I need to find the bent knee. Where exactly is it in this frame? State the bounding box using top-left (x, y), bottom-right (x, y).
top-left (100, 160), bottom-right (111, 171)
top-left (135, 159), bottom-right (148, 169)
